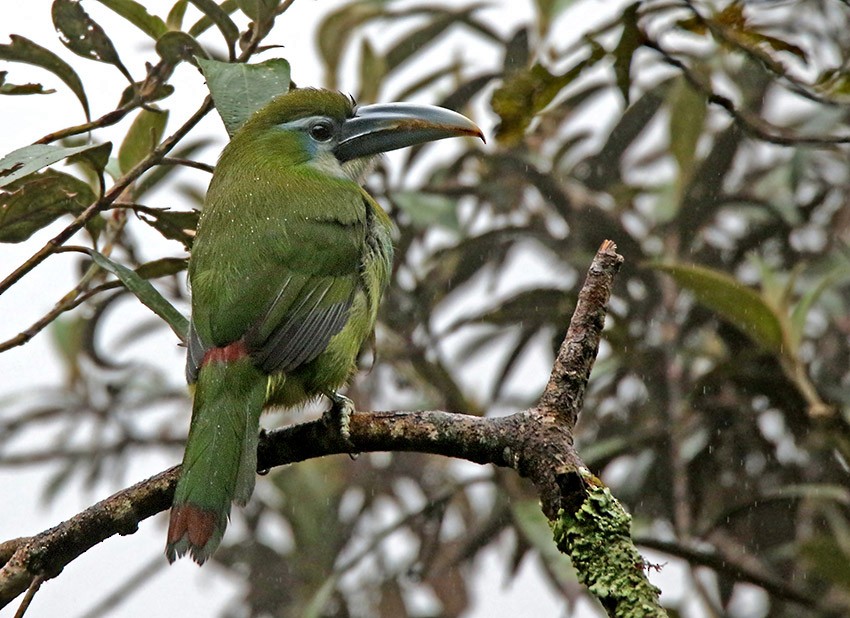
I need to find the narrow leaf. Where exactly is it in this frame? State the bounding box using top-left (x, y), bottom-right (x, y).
top-left (93, 0), bottom-right (168, 40)
top-left (85, 248), bottom-right (189, 341)
top-left (0, 35), bottom-right (89, 119)
top-left (197, 57), bottom-right (291, 136)
top-left (654, 262), bottom-right (785, 353)
top-left (0, 143), bottom-right (111, 189)
top-left (612, 2), bottom-right (643, 104)
top-left (167, 0), bottom-right (188, 29)
top-left (188, 0), bottom-right (239, 56)
top-left (155, 31), bottom-right (207, 66)
top-left (52, 0), bottom-right (133, 82)
top-left (118, 107), bottom-right (169, 173)
top-left (0, 71), bottom-right (55, 95)
top-left (136, 207), bottom-right (199, 249)
top-left (0, 169), bottom-right (95, 243)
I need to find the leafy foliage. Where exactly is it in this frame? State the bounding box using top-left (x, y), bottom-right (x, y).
top-left (2, 1), bottom-right (850, 617)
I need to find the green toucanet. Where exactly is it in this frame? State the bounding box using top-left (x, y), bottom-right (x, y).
top-left (166, 88), bottom-right (483, 564)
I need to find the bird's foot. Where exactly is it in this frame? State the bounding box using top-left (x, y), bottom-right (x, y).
top-left (323, 391), bottom-right (356, 452)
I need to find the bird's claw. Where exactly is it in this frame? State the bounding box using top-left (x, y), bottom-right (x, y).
top-left (324, 391), bottom-right (356, 452)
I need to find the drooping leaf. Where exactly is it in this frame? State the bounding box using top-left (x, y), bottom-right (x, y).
top-left (653, 262), bottom-right (785, 354)
top-left (93, 0), bottom-right (168, 40)
top-left (155, 31), bottom-right (207, 67)
top-left (612, 2), bottom-right (644, 104)
top-left (668, 75), bottom-right (707, 184)
top-left (0, 71), bottom-right (55, 95)
top-left (317, 2), bottom-right (385, 88)
top-left (84, 248), bottom-right (189, 341)
top-left (0, 169), bottom-right (95, 243)
top-left (197, 56), bottom-right (291, 136)
top-left (0, 35), bottom-right (89, 119)
top-left (135, 207), bottom-right (199, 249)
top-left (66, 141), bottom-right (112, 177)
top-left (51, 0), bottom-right (133, 82)
top-left (235, 0), bottom-right (279, 23)
top-left (356, 38), bottom-right (385, 104)
top-left (492, 49), bottom-right (604, 146)
top-left (118, 107), bottom-right (169, 173)
top-left (0, 143), bottom-right (111, 189)
top-left (188, 0), bottom-right (239, 56)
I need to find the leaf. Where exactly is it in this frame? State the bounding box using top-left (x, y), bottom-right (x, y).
top-left (66, 141), bottom-right (112, 177)
top-left (136, 207), bottom-right (199, 249)
top-left (93, 0), bottom-right (168, 40)
top-left (317, 2), bottom-right (385, 89)
top-left (0, 71), bottom-right (55, 95)
top-left (118, 107), bottom-right (169, 173)
top-left (0, 35), bottom-right (89, 119)
top-left (789, 271), bottom-right (839, 348)
top-left (166, 0), bottom-right (188, 29)
top-left (356, 37), bottom-right (385, 104)
top-left (235, 0), bottom-right (279, 23)
top-left (197, 57), bottom-right (291, 136)
top-left (155, 31), bottom-right (207, 67)
top-left (0, 143), bottom-right (111, 189)
top-left (653, 262), bottom-right (785, 354)
top-left (84, 248), bottom-right (189, 341)
top-left (492, 49), bottom-right (604, 146)
top-left (668, 76), bottom-right (706, 182)
top-left (188, 0), bottom-right (239, 56)
top-left (52, 0), bottom-right (132, 82)
top-left (612, 2), bottom-right (643, 104)
top-left (393, 191), bottom-right (459, 231)
top-left (0, 169), bottom-right (95, 243)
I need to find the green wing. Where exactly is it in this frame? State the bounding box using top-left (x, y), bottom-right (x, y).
top-left (187, 171), bottom-right (367, 381)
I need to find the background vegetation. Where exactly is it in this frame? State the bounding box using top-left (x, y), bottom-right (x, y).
top-left (2, 0), bottom-right (850, 616)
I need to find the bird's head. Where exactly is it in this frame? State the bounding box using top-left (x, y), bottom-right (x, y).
top-left (239, 88), bottom-right (484, 181)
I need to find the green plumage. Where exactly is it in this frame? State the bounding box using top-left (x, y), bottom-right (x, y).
top-left (166, 88), bottom-right (481, 565)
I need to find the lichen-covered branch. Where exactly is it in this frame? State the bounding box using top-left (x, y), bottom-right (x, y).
top-left (0, 241), bottom-right (665, 616)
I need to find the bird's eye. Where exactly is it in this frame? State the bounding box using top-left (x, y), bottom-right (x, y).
top-left (309, 121), bottom-right (334, 142)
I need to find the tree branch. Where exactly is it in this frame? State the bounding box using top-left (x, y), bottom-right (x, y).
top-left (0, 241), bottom-right (664, 616)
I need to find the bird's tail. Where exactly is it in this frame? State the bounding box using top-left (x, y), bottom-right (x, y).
top-left (166, 347), bottom-right (266, 564)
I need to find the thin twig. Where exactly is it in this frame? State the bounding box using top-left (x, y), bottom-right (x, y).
top-left (645, 38), bottom-right (850, 146)
top-left (13, 576), bottom-right (42, 618)
top-left (159, 157), bottom-right (214, 174)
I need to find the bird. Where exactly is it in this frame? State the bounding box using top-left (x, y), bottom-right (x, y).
top-left (165, 88), bottom-right (483, 564)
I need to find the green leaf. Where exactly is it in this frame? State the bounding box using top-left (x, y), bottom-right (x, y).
top-left (93, 0), bottom-right (168, 40)
top-left (0, 35), bottom-right (89, 119)
top-left (653, 262), bottom-right (785, 353)
top-left (166, 0), bottom-right (188, 29)
top-left (0, 143), bottom-right (111, 189)
top-left (118, 107), bottom-right (169, 173)
top-left (317, 2), bottom-right (385, 88)
top-left (84, 248), bottom-right (189, 341)
top-left (0, 71), bottom-right (55, 95)
top-left (197, 57), bottom-right (291, 136)
top-left (188, 0), bottom-right (239, 56)
top-left (668, 76), bottom-right (706, 182)
top-left (790, 271), bottom-right (839, 348)
top-left (52, 0), bottom-right (133, 82)
top-left (393, 191), bottom-right (459, 231)
top-left (357, 38), bottom-right (386, 104)
top-left (492, 49), bottom-right (604, 146)
top-left (66, 141), bottom-right (113, 177)
top-left (155, 31), bottom-right (207, 66)
top-left (135, 256), bottom-right (188, 279)
top-left (0, 169), bottom-right (95, 243)
top-left (136, 207), bottom-right (199, 249)
top-left (612, 2), bottom-right (643, 104)
top-left (235, 0), bottom-right (279, 22)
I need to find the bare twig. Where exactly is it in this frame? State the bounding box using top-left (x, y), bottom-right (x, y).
top-left (13, 576), bottom-right (42, 618)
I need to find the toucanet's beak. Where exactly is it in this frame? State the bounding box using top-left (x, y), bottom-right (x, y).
top-left (334, 103), bottom-right (484, 162)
